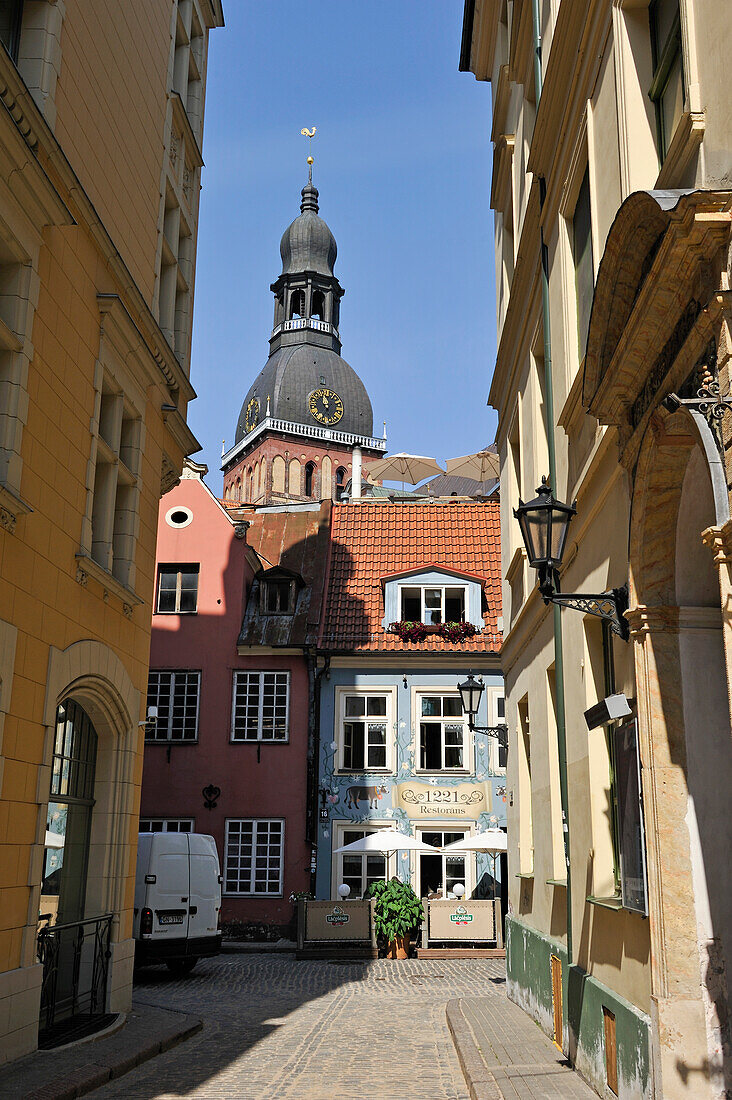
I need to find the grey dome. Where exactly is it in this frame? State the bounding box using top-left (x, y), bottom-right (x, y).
top-left (236, 344), bottom-right (373, 444)
top-left (279, 182), bottom-right (337, 276)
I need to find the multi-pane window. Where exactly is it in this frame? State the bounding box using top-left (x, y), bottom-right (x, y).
top-left (261, 578), bottom-right (295, 614)
top-left (497, 694), bottom-right (508, 769)
top-left (338, 829), bottom-right (386, 898)
top-left (156, 565), bottom-right (199, 613)
top-left (572, 167), bottom-right (594, 362)
top-left (419, 694), bottom-right (466, 771)
top-left (231, 672), bottom-right (289, 742)
top-left (139, 818), bottom-right (194, 833)
top-left (400, 586), bottom-right (466, 624)
top-left (419, 830), bottom-right (469, 898)
top-left (88, 378), bottom-right (142, 586)
top-left (649, 0), bottom-right (684, 162)
top-left (224, 819), bottom-right (284, 896)
top-left (146, 671), bottom-right (200, 742)
top-left (340, 693), bottom-right (389, 771)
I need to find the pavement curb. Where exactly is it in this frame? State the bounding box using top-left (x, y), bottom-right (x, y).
top-left (446, 1000), bottom-right (503, 1100)
top-left (0, 1004), bottom-right (202, 1100)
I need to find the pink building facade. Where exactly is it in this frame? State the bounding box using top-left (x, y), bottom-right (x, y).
top-left (141, 463), bottom-right (323, 934)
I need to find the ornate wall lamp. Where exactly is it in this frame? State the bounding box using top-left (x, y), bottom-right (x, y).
top-left (456, 674), bottom-right (508, 747)
top-left (513, 478), bottom-right (629, 640)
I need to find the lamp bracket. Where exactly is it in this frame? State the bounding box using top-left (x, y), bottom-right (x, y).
top-left (538, 570), bottom-right (629, 640)
top-left (468, 722), bottom-right (508, 747)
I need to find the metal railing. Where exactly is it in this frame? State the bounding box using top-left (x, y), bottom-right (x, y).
top-left (272, 317), bottom-right (339, 339)
top-left (37, 913), bottom-right (113, 1033)
top-left (222, 416), bottom-right (388, 466)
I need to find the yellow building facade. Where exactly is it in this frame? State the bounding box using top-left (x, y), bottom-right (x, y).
top-left (0, 0), bottom-right (222, 1062)
top-left (462, 0), bottom-right (732, 1096)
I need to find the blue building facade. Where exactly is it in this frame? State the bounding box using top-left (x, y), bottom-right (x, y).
top-left (315, 664), bottom-right (506, 901)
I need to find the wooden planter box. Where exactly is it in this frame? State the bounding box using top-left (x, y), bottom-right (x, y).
top-left (296, 899), bottom-right (377, 960)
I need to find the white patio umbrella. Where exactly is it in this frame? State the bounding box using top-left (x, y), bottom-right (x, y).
top-left (440, 829), bottom-right (507, 854)
top-left (368, 453), bottom-right (445, 488)
top-left (334, 827), bottom-right (442, 854)
top-left (445, 449), bottom-right (500, 482)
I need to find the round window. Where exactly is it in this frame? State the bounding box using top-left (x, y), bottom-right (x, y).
top-left (165, 506), bottom-right (193, 528)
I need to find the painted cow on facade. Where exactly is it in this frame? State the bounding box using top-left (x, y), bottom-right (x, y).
top-left (345, 783), bottom-right (388, 809)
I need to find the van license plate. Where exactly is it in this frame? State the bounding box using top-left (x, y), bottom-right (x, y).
top-left (158, 913), bottom-right (184, 925)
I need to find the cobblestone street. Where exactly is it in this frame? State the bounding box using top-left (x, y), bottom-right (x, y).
top-left (90, 954), bottom-right (506, 1099)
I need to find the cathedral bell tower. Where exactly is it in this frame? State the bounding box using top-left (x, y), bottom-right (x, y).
top-left (221, 162), bottom-right (386, 505)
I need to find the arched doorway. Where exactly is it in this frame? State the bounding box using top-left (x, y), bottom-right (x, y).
top-left (629, 409), bottom-right (732, 1094)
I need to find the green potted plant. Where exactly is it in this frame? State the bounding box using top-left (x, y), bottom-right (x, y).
top-left (365, 877), bottom-right (424, 959)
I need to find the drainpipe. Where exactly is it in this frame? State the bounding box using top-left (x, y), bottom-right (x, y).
top-left (308, 651), bottom-right (331, 896)
top-left (531, 0), bottom-right (573, 965)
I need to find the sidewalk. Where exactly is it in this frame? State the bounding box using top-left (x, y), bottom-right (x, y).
top-left (447, 996), bottom-right (596, 1100)
top-left (0, 1002), bottom-right (201, 1100)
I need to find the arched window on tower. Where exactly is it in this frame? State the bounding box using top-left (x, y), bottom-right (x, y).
top-left (304, 462), bottom-right (315, 498)
top-left (289, 290), bottom-right (305, 319)
top-left (312, 291), bottom-right (325, 320)
top-left (235, 478), bottom-right (241, 501)
top-left (335, 466), bottom-right (347, 501)
top-left (272, 455), bottom-right (285, 494)
top-left (248, 466), bottom-right (253, 499)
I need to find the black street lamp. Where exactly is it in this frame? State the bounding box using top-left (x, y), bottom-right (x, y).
top-left (457, 674), bottom-right (508, 748)
top-left (514, 478), bottom-right (629, 640)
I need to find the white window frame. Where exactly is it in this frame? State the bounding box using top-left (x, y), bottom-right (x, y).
top-left (415, 690), bottom-right (470, 774)
top-left (156, 564), bottom-right (199, 613)
top-left (146, 670), bottom-right (201, 742)
top-left (414, 825), bottom-right (474, 899)
top-left (139, 817), bottom-right (194, 833)
top-left (335, 686), bottom-right (396, 774)
top-left (398, 583), bottom-right (468, 625)
top-left (331, 820), bottom-right (395, 900)
top-left (224, 818), bottom-right (284, 897)
top-left (231, 671), bottom-right (290, 743)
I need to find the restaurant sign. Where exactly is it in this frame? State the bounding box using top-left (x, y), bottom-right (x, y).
top-left (394, 781), bottom-right (492, 818)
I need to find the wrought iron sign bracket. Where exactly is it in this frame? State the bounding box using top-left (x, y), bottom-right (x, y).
top-left (538, 567), bottom-right (630, 641)
top-left (467, 722), bottom-right (508, 747)
top-left (663, 384), bottom-right (732, 424)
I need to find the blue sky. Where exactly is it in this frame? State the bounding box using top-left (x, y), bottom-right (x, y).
top-left (190, 0), bottom-right (497, 491)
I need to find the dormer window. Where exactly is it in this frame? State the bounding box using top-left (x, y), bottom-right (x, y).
top-left (400, 585), bottom-right (466, 625)
top-left (261, 577), bottom-right (295, 614)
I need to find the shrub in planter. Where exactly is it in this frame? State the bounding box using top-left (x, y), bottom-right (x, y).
top-left (365, 877), bottom-right (424, 959)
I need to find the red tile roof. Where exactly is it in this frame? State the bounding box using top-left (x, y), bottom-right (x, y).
top-left (320, 500), bottom-right (502, 653)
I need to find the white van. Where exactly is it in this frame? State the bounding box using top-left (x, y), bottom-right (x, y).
top-left (134, 832), bottom-right (222, 974)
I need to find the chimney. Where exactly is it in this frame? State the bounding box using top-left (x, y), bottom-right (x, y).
top-left (352, 446), bottom-right (362, 500)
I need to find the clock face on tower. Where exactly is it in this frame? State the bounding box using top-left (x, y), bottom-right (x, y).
top-left (244, 397), bottom-right (260, 433)
top-left (309, 387), bottom-right (344, 426)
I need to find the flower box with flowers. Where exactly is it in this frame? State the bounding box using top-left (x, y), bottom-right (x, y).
top-left (389, 621), bottom-right (479, 643)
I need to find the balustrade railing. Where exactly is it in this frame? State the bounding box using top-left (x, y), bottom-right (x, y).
top-left (271, 317), bottom-right (339, 339)
top-left (37, 913), bottom-right (113, 1035)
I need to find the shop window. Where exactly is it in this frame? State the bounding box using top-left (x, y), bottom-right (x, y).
top-left (400, 585), bottom-right (466, 624)
top-left (572, 167), bottom-right (594, 361)
top-left (338, 692), bottom-right (391, 771)
top-left (337, 828), bottom-right (386, 898)
top-left (224, 819), bottom-right (283, 896)
top-left (156, 564), bottom-right (199, 613)
top-left (649, 0), bottom-right (684, 161)
top-left (418, 694), bottom-right (466, 771)
top-left (41, 700), bottom-right (98, 926)
top-left (146, 670), bottom-right (200, 742)
top-left (139, 818), bottom-right (194, 833)
top-left (231, 671), bottom-right (289, 742)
